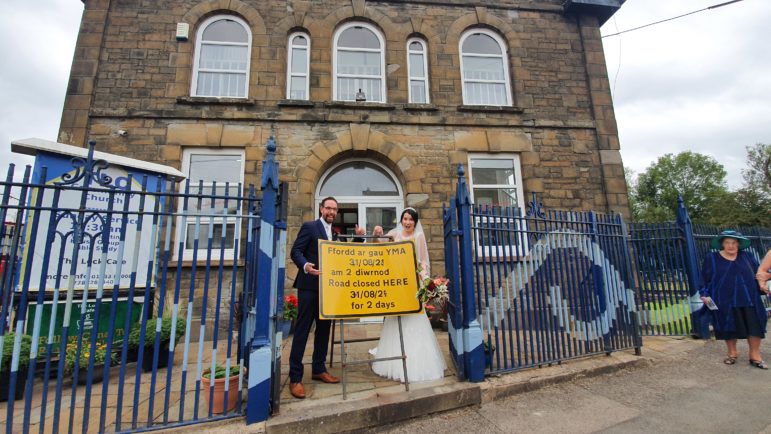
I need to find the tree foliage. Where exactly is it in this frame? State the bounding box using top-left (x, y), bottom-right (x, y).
top-left (627, 146), bottom-right (771, 227)
top-left (741, 143), bottom-right (771, 199)
top-left (632, 151), bottom-right (728, 223)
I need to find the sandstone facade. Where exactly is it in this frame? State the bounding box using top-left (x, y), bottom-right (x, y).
top-left (59, 0), bottom-right (629, 311)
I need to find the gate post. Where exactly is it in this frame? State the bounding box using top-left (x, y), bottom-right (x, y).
top-left (675, 197), bottom-right (703, 337)
top-left (443, 200), bottom-right (465, 380)
top-left (247, 137), bottom-right (279, 424)
top-left (454, 165), bottom-right (484, 382)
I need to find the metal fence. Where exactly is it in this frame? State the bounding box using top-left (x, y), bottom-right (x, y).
top-left (628, 222), bottom-right (692, 336)
top-left (629, 199), bottom-right (771, 337)
top-left (444, 167), bottom-right (641, 378)
top-left (0, 141), bottom-right (286, 433)
top-left (469, 205), bottom-right (641, 374)
top-left (444, 167), bottom-right (770, 379)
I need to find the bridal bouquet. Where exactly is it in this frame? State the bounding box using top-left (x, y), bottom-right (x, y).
top-left (416, 275), bottom-right (450, 307)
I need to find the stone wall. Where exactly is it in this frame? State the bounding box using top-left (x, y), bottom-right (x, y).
top-left (59, 0), bottom-right (630, 287)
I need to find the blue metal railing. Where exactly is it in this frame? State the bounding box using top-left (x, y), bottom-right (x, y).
top-left (467, 206), bottom-right (641, 375)
top-left (629, 198), bottom-right (771, 337)
top-left (0, 139), bottom-right (285, 433)
top-left (444, 165), bottom-right (643, 378)
top-left (445, 169), bottom-right (770, 379)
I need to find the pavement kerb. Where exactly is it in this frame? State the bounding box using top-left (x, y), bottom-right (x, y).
top-left (266, 381), bottom-right (481, 434)
top-left (157, 336), bottom-right (703, 433)
top-left (479, 352), bottom-right (652, 404)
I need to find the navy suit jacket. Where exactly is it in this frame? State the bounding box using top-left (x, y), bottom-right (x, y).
top-left (291, 219), bottom-right (333, 291)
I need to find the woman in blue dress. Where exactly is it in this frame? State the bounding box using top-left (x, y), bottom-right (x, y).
top-left (700, 230), bottom-right (770, 369)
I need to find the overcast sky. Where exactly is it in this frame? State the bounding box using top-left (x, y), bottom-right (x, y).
top-left (601, 0), bottom-right (770, 188)
top-left (1, 0), bottom-right (768, 188)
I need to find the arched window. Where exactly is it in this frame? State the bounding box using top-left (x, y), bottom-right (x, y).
top-left (459, 29), bottom-right (512, 106)
top-left (191, 15), bottom-right (251, 98)
top-left (407, 38), bottom-right (429, 104)
top-left (318, 161), bottom-right (400, 197)
top-left (316, 159), bottom-right (403, 236)
top-left (287, 32), bottom-right (310, 100)
top-left (333, 22), bottom-right (386, 102)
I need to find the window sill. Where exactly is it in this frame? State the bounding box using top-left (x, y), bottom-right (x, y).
top-left (457, 105), bottom-right (524, 113)
top-left (167, 258), bottom-right (244, 268)
top-left (325, 101), bottom-right (396, 110)
top-left (278, 99), bottom-right (316, 108)
top-left (403, 103), bottom-right (439, 112)
top-left (176, 96), bottom-right (256, 106)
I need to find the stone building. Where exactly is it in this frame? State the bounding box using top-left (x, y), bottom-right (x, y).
top-left (59, 0), bottom-right (628, 296)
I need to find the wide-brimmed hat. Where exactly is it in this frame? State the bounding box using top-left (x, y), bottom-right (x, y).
top-left (710, 230), bottom-right (751, 250)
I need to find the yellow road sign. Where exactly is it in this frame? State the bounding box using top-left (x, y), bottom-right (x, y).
top-left (318, 240), bottom-right (422, 319)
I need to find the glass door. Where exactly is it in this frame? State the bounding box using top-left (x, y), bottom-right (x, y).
top-left (363, 205), bottom-right (398, 238)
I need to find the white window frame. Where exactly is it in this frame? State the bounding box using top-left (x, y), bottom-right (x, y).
top-left (458, 29), bottom-right (512, 106)
top-left (191, 15), bottom-right (252, 98)
top-left (286, 32), bottom-right (311, 100)
top-left (332, 22), bottom-right (387, 103)
top-left (468, 153), bottom-right (526, 259)
top-left (177, 148), bottom-right (245, 261)
top-left (406, 38), bottom-right (430, 104)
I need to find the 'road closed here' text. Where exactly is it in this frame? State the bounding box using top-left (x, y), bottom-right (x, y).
top-left (318, 240), bottom-right (422, 319)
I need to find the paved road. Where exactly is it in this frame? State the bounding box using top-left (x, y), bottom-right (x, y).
top-left (368, 338), bottom-right (771, 434)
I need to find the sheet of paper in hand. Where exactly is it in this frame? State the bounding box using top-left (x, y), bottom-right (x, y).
top-left (703, 297), bottom-right (718, 311)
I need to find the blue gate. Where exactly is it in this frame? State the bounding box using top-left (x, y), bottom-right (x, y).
top-left (0, 138), bottom-right (285, 432)
top-left (444, 165), bottom-right (642, 378)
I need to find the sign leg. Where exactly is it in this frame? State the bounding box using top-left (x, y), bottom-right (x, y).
top-left (397, 316), bottom-right (409, 391)
top-left (340, 320), bottom-right (347, 400)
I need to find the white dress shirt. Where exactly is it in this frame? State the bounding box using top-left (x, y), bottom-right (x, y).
top-left (320, 218), bottom-right (332, 240)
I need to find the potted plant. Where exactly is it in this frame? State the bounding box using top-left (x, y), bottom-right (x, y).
top-left (64, 339), bottom-right (110, 384)
top-left (280, 294), bottom-right (298, 340)
top-left (201, 364), bottom-right (242, 414)
top-left (0, 332), bottom-right (32, 402)
top-left (128, 315), bottom-right (186, 372)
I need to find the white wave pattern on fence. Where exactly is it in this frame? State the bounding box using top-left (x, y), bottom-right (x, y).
top-left (480, 229), bottom-right (636, 343)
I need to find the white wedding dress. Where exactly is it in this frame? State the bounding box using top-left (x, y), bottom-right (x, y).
top-left (370, 228), bottom-right (446, 382)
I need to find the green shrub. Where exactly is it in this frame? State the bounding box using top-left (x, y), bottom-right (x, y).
top-left (203, 364), bottom-right (241, 380)
top-left (127, 316), bottom-right (187, 349)
top-left (1, 332), bottom-right (32, 371)
top-left (63, 339), bottom-right (110, 373)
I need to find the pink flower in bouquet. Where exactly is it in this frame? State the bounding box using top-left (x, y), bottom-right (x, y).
top-left (416, 275), bottom-right (450, 305)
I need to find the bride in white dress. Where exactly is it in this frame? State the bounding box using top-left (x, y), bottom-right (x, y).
top-left (369, 208), bottom-right (446, 382)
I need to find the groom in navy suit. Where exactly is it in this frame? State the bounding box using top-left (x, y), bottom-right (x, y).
top-left (288, 196), bottom-right (364, 399)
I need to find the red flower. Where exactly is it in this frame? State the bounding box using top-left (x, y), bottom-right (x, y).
top-left (283, 294), bottom-right (299, 320)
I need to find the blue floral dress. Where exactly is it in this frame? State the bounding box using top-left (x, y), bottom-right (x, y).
top-left (700, 251), bottom-right (767, 339)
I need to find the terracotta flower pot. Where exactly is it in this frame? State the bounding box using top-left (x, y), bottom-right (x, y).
top-left (201, 370), bottom-right (241, 414)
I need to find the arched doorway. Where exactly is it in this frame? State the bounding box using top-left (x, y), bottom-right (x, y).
top-left (315, 159), bottom-right (403, 238)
